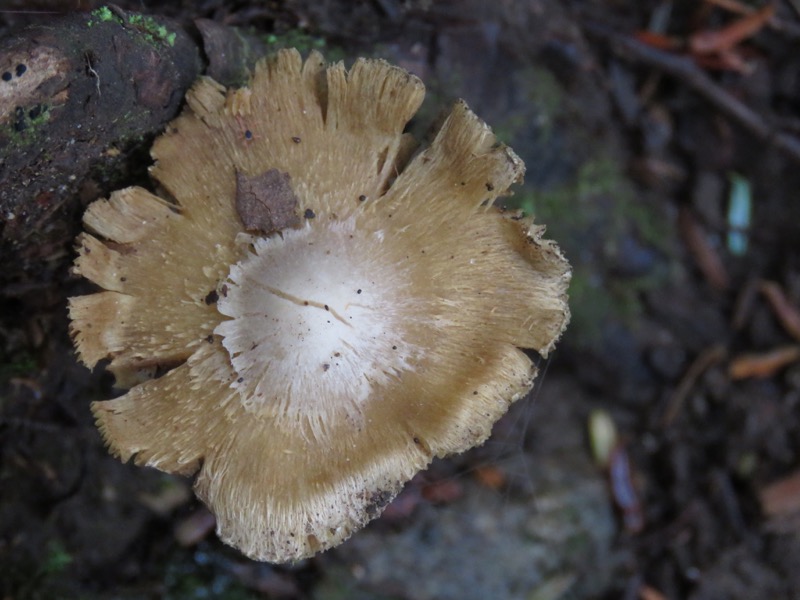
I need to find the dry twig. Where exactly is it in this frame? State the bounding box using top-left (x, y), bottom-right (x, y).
top-left (728, 345), bottom-right (800, 379)
top-left (584, 21), bottom-right (800, 165)
top-left (759, 280), bottom-right (800, 341)
top-left (662, 344), bottom-right (727, 426)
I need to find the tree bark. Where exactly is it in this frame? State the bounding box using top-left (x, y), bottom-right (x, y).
top-left (0, 7), bottom-right (202, 290)
top-left (0, 7), bottom-right (274, 293)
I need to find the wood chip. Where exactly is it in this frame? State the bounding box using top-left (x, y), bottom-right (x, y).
top-left (689, 4), bottom-right (775, 55)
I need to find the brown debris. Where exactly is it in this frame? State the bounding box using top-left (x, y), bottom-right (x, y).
top-left (678, 206), bottom-right (730, 291)
top-left (587, 21), bottom-right (800, 165)
top-left (704, 0), bottom-right (800, 37)
top-left (759, 280), bottom-right (800, 342)
top-left (422, 479), bottom-right (464, 505)
top-left (728, 345), bottom-right (800, 379)
top-left (639, 584), bottom-right (669, 600)
top-left (689, 3), bottom-right (775, 68)
top-left (731, 277), bottom-right (760, 331)
top-left (194, 18), bottom-right (269, 87)
top-left (760, 470), bottom-right (800, 519)
top-left (663, 344), bottom-right (727, 426)
top-left (235, 169), bottom-right (301, 235)
top-left (472, 465), bottom-right (507, 490)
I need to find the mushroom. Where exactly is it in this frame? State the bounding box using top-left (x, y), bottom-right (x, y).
top-left (68, 49), bottom-right (571, 563)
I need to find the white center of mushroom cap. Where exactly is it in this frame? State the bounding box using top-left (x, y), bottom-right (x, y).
top-left (214, 217), bottom-right (422, 435)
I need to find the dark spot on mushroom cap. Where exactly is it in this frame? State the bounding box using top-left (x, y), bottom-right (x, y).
top-left (292, 136), bottom-right (301, 143)
top-left (486, 182), bottom-right (494, 191)
top-left (15, 64), bottom-right (26, 77)
top-left (324, 305), bottom-right (329, 311)
top-left (358, 195), bottom-right (367, 202)
top-left (1, 72), bottom-right (11, 81)
top-left (244, 130), bottom-right (253, 140)
top-left (220, 284), bottom-right (228, 297)
top-left (364, 489), bottom-right (394, 518)
top-left (204, 290), bottom-right (219, 305)
top-left (357, 289), bottom-right (362, 294)
top-left (322, 363), bottom-right (330, 371)
top-left (304, 208), bottom-right (315, 219)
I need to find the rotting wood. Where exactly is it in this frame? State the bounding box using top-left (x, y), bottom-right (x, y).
top-left (0, 9), bottom-right (201, 287)
top-left (0, 9), bottom-right (270, 289)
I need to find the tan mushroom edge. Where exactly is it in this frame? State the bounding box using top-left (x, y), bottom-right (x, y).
top-left (68, 48), bottom-right (571, 563)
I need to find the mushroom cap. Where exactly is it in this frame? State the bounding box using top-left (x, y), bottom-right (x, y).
top-left (69, 49), bottom-right (571, 562)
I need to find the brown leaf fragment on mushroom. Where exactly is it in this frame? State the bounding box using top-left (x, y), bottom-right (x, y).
top-left (235, 169), bottom-right (301, 235)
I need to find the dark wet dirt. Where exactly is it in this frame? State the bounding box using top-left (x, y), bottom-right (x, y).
top-left (3, 1), bottom-right (800, 598)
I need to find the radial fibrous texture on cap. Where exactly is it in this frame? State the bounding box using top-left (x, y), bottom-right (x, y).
top-left (68, 49), bottom-right (571, 563)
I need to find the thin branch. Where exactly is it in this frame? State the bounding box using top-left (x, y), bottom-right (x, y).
top-left (584, 21), bottom-right (800, 165)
